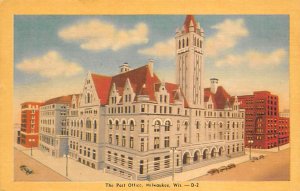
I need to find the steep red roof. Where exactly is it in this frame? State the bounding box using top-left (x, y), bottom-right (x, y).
top-left (204, 86), bottom-right (232, 109)
top-left (110, 65), bottom-right (160, 102)
top-left (42, 95), bottom-right (73, 106)
top-left (90, 64), bottom-right (191, 107)
top-left (91, 73), bottom-right (112, 105)
top-left (183, 15), bottom-right (197, 33)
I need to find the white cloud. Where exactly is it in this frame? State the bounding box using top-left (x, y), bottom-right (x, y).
top-left (16, 51), bottom-right (83, 78)
top-left (206, 19), bottom-right (249, 57)
top-left (138, 38), bottom-right (175, 58)
top-left (58, 19), bottom-right (149, 51)
top-left (215, 48), bottom-right (287, 68)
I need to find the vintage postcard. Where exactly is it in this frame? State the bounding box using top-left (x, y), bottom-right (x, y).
top-left (0, 0), bottom-right (300, 191)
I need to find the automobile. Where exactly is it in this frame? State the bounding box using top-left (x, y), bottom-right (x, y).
top-left (259, 155), bottom-right (265, 159)
top-left (251, 156), bottom-right (259, 162)
top-left (227, 163), bottom-right (236, 169)
top-left (218, 166), bottom-right (228, 172)
top-left (20, 165), bottom-right (33, 175)
top-left (207, 168), bottom-right (219, 175)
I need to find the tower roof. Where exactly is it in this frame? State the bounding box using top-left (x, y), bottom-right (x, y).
top-left (183, 15), bottom-right (197, 33)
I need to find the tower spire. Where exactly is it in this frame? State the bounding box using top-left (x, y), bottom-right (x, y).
top-left (175, 15), bottom-right (205, 108)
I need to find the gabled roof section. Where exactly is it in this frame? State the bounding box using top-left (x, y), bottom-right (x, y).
top-left (165, 82), bottom-right (189, 108)
top-left (183, 15), bottom-right (197, 33)
top-left (91, 73), bottom-right (112, 105)
top-left (204, 86), bottom-right (232, 109)
top-left (42, 95), bottom-right (73, 106)
top-left (111, 64), bottom-right (160, 102)
top-left (91, 64), bottom-right (160, 105)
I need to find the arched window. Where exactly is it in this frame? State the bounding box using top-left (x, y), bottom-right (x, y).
top-left (208, 121), bottom-right (211, 128)
top-left (184, 121), bottom-right (188, 130)
top-left (182, 39), bottom-right (185, 48)
top-left (154, 120), bottom-right (161, 132)
top-left (165, 121), bottom-right (171, 131)
top-left (186, 38), bottom-right (189, 46)
top-left (179, 40), bottom-right (181, 49)
top-left (115, 120), bottom-right (119, 130)
top-left (108, 120), bottom-right (113, 129)
top-left (219, 122), bottom-right (223, 128)
top-left (129, 120), bottom-right (135, 131)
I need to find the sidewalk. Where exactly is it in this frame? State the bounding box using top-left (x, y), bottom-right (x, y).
top-left (14, 144), bottom-right (126, 181)
top-left (157, 144), bottom-right (290, 182)
top-left (158, 152), bottom-right (264, 182)
top-left (246, 144), bottom-right (290, 153)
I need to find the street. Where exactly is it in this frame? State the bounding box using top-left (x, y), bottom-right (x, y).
top-left (14, 148), bottom-right (69, 181)
top-left (190, 148), bottom-right (290, 181)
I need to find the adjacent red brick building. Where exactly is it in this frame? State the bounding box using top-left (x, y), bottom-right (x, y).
top-left (238, 91), bottom-right (289, 149)
top-left (20, 102), bottom-right (42, 148)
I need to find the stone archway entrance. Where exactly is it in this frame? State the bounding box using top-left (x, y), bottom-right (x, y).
top-left (183, 152), bottom-right (191, 165)
top-left (202, 149), bottom-right (208, 160)
top-left (218, 147), bottom-right (223, 156)
top-left (211, 148), bottom-right (216, 158)
top-left (193, 151), bottom-right (201, 162)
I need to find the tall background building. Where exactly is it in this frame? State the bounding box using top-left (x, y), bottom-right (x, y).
top-left (20, 102), bottom-right (41, 148)
top-left (238, 91), bottom-right (289, 149)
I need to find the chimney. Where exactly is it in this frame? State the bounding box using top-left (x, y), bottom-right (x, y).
top-left (147, 59), bottom-right (154, 77)
top-left (210, 78), bottom-right (219, 94)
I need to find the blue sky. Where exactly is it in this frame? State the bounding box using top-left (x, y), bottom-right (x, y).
top-left (14, 15), bottom-right (289, 123)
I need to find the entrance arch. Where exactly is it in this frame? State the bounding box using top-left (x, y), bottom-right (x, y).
top-left (202, 149), bottom-right (208, 160)
top-left (183, 152), bottom-right (191, 165)
top-left (218, 147), bottom-right (223, 156)
top-left (211, 148), bottom-right (216, 158)
top-left (193, 150), bottom-right (201, 162)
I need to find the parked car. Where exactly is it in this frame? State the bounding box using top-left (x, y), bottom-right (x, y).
top-left (20, 165), bottom-right (33, 175)
top-left (207, 168), bottom-right (219, 175)
top-left (227, 163), bottom-right (236, 169)
top-left (259, 155), bottom-right (265, 159)
top-left (218, 166), bottom-right (228, 172)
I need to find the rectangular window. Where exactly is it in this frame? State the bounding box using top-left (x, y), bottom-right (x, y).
top-left (154, 157), bottom-right (160, 171)
top-left (141, 104), bottom-right (145, 112)
top-left (140, 138), bottom-right (144, 151)
top-left (120, 155), bottom-right (125, 166)
top-left (109, 134), bottom-right (112, 144)
top-left (107, 151), bottom-right (111, 162)
top-left (154, 137), bottom-right (160, 149)
top-left (128, 157), bottom-right (133, 169)
top-left (164, 137), bottom-right (170, 148)
top-left (164, 155), bottom-right (170, 168)
top-left (130, 137), bottom-right (134, 148)
top-left (122, 136), bottom-right (126, 147)
top-left (93, 133), bottom-right (97, 143)
top-left (141, 120), bottom-right (145, 133)
top-left (154, 105), bottom-right (157, 113)
top-left (115, 135), bottom-right (119, 145)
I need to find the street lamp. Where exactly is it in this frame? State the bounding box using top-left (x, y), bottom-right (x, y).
top-left (170, 147), bottom-right (177, 181)
top-left (277, 132), bottom-right (280, 152)
top-left (64, 145), bottom-right (69, 177)
top-left (248, 140), bottom-right (253, 160)
top-left (28, 138), bottom-right (35, 156)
